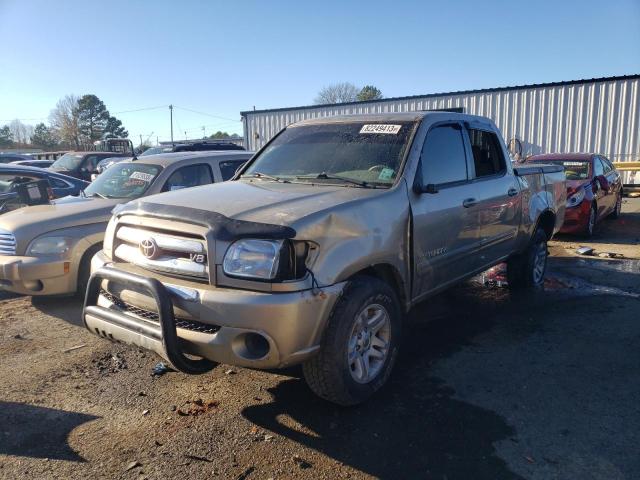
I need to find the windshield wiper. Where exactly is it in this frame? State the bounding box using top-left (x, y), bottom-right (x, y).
top-left (295, 172), bottom-right (371, 188)
top-left (88, 192), bottom-right (109, 199)
top-left (241, 172), bottom-right (290, 183)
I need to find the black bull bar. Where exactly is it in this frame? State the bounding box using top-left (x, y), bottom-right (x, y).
top-left (83, 266), bottom-right (216, 374)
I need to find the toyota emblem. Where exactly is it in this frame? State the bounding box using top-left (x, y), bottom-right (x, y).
top-left (139, 238), bottom-right (159, 260)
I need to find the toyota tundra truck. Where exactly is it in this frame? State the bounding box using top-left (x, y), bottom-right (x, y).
top-left (83, 112), bottom-right (565, 405)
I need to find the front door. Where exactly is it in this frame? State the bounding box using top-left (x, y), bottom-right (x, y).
top-left (410, 123), bottom-right (480, 300)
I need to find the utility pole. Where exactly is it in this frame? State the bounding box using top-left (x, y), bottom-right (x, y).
top-left (156, 136), bottom-right (159, 146)
top-left (139, 134), bottom-right (143, 148)
top-left (201, 126), bottom-right (206, 139)
top-left (185, 131), bottom-right (187, 141)
top-left (169, 104), bottom-right (174, 145)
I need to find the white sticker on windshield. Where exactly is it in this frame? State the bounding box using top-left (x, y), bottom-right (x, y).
top-left (360, 124), bottom-right (402, 135)
top-left (129, 171), bottom-right (155, 182)
top-left (563, 162), bottom-right (587, 166)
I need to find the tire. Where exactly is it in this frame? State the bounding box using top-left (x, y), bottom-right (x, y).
top-left (302, 275), bottom-right (402, 406)
top-left (507, 228), bottom-right (548, 289)
top-left (609, 193), bottom-right (622, 219)
top-left (584, 203), bottom-right (597, 237)
top-left (77, 244), bottom-right (102, 297)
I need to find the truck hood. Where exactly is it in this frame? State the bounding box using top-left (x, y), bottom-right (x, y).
top-left (0, 195), bottom-right (121, 246)
top-left (133, 179), bottom-right (383, 228)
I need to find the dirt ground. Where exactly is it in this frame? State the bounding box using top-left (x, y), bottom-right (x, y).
top-left (1, 199), bottom-right (639, 480)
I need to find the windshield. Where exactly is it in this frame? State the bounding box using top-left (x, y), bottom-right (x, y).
top-left (244, 121), bottom-right (416, 187)
top-left (532, 160), bottom-right (591, 180)
top-left (51, 153), bottom-right (84, 171)
top-left (140, 146), bottom-right (172, 156)
top-left (84, 163), bottom-right (161, 199)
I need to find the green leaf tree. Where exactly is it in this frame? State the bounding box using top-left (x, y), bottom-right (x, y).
top-left (30, 123), bottom-right (58, 149)
top-left (104, 116), bottom-right (128, 138)
top-left (0, 125), bottom-right (13, 148)
top-left (357, 85), bottom-right (383, 101)
top-left (76, 94), bottom-right (110, 143)
top-left (209, 131), bottom-right (232, 139)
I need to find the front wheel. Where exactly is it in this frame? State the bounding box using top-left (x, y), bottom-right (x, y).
top-left (507, 228), bottom-right (548, 289)
top-left (303, 276), bottom-right (402, 406)
top-left (609, 193), bottom-right (622, 219)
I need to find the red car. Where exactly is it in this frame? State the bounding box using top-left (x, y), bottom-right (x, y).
top-left (527, 153), bottom-right (623, 236)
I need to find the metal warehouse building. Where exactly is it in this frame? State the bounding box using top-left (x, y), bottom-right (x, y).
top-left (241, 74), bottom-right (639, 178)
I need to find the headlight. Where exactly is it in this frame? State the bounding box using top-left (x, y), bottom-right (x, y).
top-left (223, 239), bottom-right (283, 280)
top-left (27, 236), bottom-right (73, 255)
top-left (566, 188), bottom-right (585, 208)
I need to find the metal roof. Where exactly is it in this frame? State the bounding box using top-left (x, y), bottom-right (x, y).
top-left (241, 74), bottom-right (640, 116)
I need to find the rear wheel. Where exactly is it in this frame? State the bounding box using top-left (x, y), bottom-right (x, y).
top-left (609, 193), bottom-right (622, 219)
top-left (507, 228), bottom-right (548, 289)
top-left (303, 276), bottom-right (401, 406)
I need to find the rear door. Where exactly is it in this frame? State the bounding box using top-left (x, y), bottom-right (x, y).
top-left (599, 156), bottom-right (620, 213)
top-left (464, 125), bottom-right (521, 268)
top-left (410, 122), bottom-right (480, 299)
top-left (592, 157), bottom-right (609, 219)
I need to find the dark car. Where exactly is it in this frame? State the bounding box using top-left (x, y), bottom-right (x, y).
top-left (49, 151), bottom-right (127, 181)
top-left (0, 153), bottom-right (32, 164)
top-left (527, 153), bottom-right (623, 236)
top-left (0, 164), bottom-right (88, 201)
top-left (10, 159), bottom-right (55, 168)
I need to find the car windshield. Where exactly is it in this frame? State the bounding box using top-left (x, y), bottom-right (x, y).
top-left (532, 160), bottom-right (591, 180)
top-left (51, 153), bottom-right (84, 170)
top-left (243, 121), bottom-right (417, 187)
top-left (140, 146), bottom-right (172, 156)
top-left (84, 163), bottom-right (161, 199)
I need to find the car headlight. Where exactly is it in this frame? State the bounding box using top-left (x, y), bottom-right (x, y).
top-left (27, 236), bottom-right (73, 255)
top-left (566, 188), bottom-right (585, 208)
top-left (223, 239), bottom-right (283, 280)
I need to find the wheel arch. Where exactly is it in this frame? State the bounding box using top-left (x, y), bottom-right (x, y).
top-left (535, 209), bottom-right (557, 240)
top-left (348, 263), bottom-right (409, 313)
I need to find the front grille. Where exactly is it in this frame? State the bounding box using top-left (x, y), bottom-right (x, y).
top-left (114, 225), bottom-right (208, 281)
top-left (101, 289), bottom-right (220, 335)
top-left (0, 230), bottom-right (16, 255)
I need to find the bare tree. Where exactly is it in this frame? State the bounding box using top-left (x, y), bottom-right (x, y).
top-left (314, 82), bottom-right (360, 104)
top-left (49, 94), bottom-right (81, 149)
top-left (8, 119), bottom-right (33, 145)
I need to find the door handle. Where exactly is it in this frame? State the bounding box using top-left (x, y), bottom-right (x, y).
top-left (462, 198), bottom-right (477, 208)
top-left (507, 188), bottom-right (519, 197)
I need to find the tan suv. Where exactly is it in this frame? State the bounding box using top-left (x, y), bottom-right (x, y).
top-left (83, 112), bottom-right (565, 405)
top-left (0, 151), bottom-right (251, 296)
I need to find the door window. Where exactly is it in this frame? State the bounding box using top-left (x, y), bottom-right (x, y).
top-left (420, 125), bottom-right (468, 186)
top-left (467, 129), bottom-right (506, 178)
top-left (593, 158), bottom-right (605, 177)
top-left (599, 156), bottom-right (613, 173)
top-left (162, 164), bottom-right (214, 192)
top-left (84, 155), bottom-right (100, 171)
top-left (0, 174), bottom-right (38, 192)
top-left (219, 160), bottom-right (246, 181)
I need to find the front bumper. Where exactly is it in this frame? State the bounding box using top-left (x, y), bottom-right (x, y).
top-left (559, 200), bottom-right (592, 234)
top-left (84, 251), bottom-right (345, 370)
top-left (0, 254), bottom-right (73, 295)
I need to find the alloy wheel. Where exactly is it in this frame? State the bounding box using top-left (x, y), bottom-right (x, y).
top-left (347, 304), bottom-right (391, 384)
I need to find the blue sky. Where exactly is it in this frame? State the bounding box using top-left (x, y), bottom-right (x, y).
top-left (1, 0), bottom-right (638, 145)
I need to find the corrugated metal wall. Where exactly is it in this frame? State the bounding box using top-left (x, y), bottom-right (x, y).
top-left (242, 77), bottom-right (639, 168)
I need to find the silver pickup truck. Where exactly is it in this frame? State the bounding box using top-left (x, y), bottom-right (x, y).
top-left (83, 112), bottom-right (565, 405)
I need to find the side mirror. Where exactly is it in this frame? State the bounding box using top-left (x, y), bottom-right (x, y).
top-left (595, 175), bottom-right (609, 191)
top-left (412, 182), bottom-right (439, 194)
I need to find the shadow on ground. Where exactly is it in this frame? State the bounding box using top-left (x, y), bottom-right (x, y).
top-left (243, 284), bottom-right (526, 479)
top-left (31, 295), bottom-right (84, 326)
top-left (0, 401), bottom-right (98, 462)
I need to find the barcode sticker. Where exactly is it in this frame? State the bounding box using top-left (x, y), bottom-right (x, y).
top-left (129, 171), bottom-right (155, 182)
top-left (360, 124), bottom-right (402, 135)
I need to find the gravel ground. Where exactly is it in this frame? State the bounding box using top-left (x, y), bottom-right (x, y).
top-left (0, 198), bottom-right (638, 480)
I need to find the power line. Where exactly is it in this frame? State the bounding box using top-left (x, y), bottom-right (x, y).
top-left (173, 105), bottom-right (240, 123)
top-left (112, 105), bottom-right (168, 115)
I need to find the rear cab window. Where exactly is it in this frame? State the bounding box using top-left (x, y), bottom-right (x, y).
top-left (466, 128), bottom-right (507, 179)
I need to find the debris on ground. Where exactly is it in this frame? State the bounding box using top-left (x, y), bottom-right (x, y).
top-left (597, 252), bottom-right (625, 258)
top-left (151, 362), bottom-right (169, 377)
top-left (292, 455), bottom-right (312, 469)
top-left (576, 246), bottom-right (594, 256)
top-left (94, 352), bottom-right (127, 374)
top-left (142, 409), bottom-right (150, 416)
top-left (12, 334), bottom-right (24, 340)
top-left (62, 344), bottom-right (86, 353)
top-left (124, 461), bottom-right (141, 472)
top-left (225, 369), bottom-right (236, 375)
top-left (263, 434), bottom-right (274, 442)
top-left (236, 466), bottom-right (256, 480)
top-left (176, 398), bottom-right (219, 416)
top-left (184, 454), bottom-right (212, 463)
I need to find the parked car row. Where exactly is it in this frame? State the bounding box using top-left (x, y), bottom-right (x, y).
top-left (0, 112), bottom-right (627, 405)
